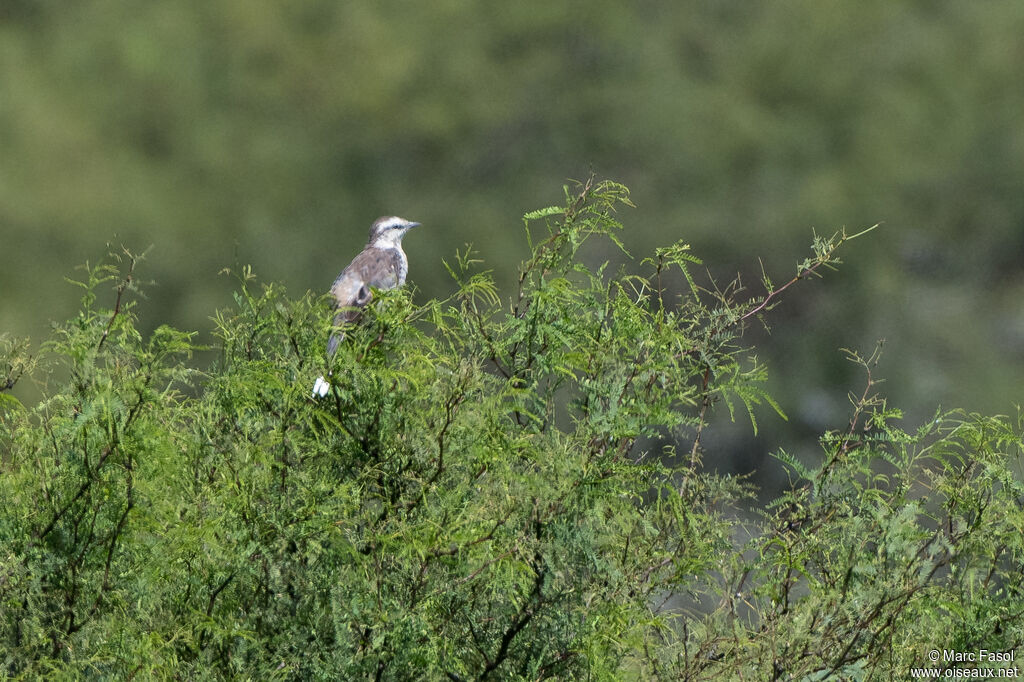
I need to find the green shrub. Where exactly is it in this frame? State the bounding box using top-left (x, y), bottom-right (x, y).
top-left (2, 180), bottom-right (1021, 679)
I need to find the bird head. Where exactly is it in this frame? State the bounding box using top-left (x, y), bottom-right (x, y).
top-left (368, 216), bottom-right (420, 247)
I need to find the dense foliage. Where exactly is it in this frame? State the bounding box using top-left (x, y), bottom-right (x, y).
top-left (2, 182), bottom-right (1022, 679)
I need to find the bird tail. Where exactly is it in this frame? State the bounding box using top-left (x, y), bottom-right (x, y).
top-left (313, 331), bottom-right (345, 399)
top-left (314, 287), bottom-right (366, 399)
top-left (325, 330), bottom-right (345, 357)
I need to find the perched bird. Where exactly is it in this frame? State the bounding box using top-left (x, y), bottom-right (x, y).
top-left (312, 216), bottom-right (420, 398)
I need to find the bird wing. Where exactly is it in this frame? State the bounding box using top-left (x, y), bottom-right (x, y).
top-left (351, 246), bottom-right (405, 290)
top-left (330, 247), bottom-right (404, 306)
top-left (325, 247), bottom-right (404, 356)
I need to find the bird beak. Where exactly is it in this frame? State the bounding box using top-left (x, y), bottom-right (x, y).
top-left (406, 222), bottom-right (421, 229)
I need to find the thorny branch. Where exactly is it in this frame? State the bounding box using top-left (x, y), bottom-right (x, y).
top-left (98, 251), bottom-right (140, 351)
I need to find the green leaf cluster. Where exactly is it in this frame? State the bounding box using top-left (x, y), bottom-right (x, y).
top-left (2, 182), bottom-right (1022, 679)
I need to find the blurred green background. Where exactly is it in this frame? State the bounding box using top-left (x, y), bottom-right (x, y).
top-left (3, 1), bottom-right (1023, 482)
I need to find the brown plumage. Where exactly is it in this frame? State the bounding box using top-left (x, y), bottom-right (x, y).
top-left (313, 216), bottom-right (420, 397)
